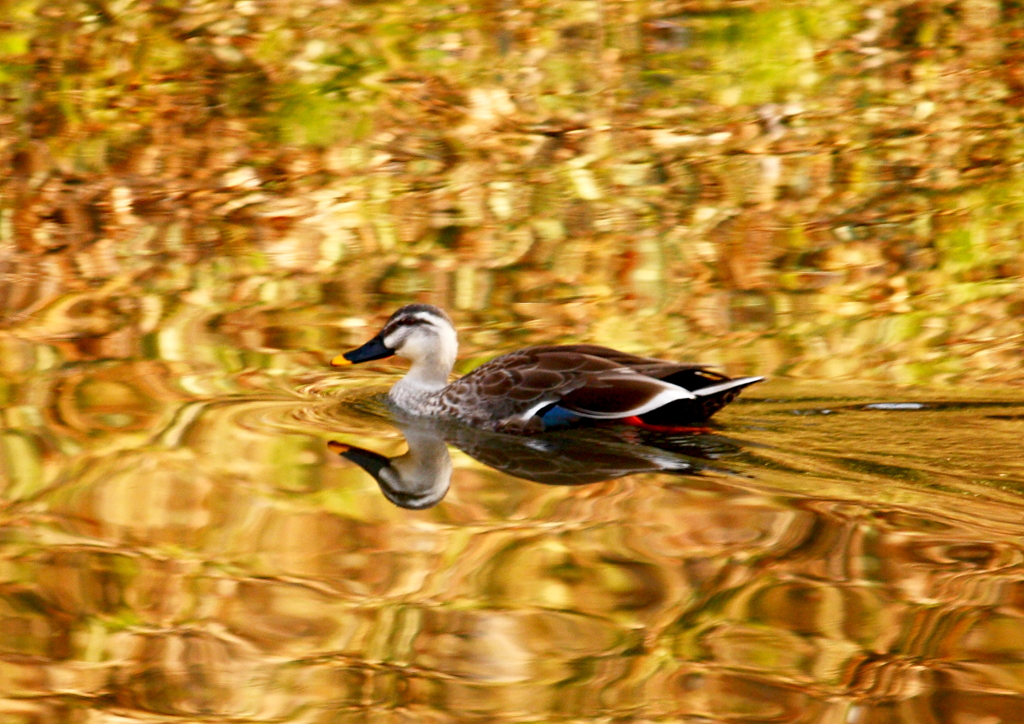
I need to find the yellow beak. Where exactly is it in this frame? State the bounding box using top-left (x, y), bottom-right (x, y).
top-left (327, 441), bottom-right (351, 453)
top-left (331, 355), bottom-right (353, 366)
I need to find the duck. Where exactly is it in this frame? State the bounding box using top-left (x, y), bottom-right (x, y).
top-left (332, 304), bottom-right (763, 434)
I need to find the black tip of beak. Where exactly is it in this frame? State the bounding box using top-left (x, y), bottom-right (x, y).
top-left (331, 337), bottom-right (394, 366)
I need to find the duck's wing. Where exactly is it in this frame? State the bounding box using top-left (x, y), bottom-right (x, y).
top-left (445, 347), bottom-right (697, 431)
top-left (555, 369), bottom-right (695, 418)
top-left (551, 345), bottom-right (764, 399)
top-left (533, 344), bottom-right (702, 373)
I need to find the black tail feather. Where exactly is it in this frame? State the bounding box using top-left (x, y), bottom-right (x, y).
top-left (638, 376), bottom-right (763, 424)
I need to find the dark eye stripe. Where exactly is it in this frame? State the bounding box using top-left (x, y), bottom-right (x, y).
top-left (383, 317), bottom-right (424, 337)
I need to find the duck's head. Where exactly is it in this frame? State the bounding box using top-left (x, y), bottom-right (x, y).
top-left (333, 304), bottom-right (458, 371)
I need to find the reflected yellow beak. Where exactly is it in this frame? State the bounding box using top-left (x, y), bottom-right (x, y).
top-left (327, 441), bottom-right (350, 453)
top-left (331, 355), bottom-right (353, 366)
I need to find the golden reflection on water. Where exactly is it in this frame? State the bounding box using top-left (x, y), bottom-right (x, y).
top-left (4, 0), bottom-right (1024, 719)
top-left (4, 0), bottom-right (1024, 385)
top-left (2, 345), bottom-right (1024, 721)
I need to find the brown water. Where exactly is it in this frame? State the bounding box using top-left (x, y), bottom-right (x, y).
top-left (3, 329), bottom-right (1024, 721)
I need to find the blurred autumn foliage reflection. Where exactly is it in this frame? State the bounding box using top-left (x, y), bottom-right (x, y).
top-left (2, 0), bottom-right (1024, 381)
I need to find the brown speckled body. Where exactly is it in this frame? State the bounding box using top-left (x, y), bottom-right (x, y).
top-left (389, 344), bottom-right (755, 434)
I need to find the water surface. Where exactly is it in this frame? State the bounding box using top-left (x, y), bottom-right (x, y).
top-left (3, 351), bottom-right (1024, 721)
top-left (4, 0), bottom-right (1024, 719)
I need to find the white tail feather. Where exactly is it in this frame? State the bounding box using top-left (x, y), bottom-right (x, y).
top-left (691, 376), bottom-right (765, 397)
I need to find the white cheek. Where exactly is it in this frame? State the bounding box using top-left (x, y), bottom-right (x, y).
top-left (395, 332), bottom-right (431, 359)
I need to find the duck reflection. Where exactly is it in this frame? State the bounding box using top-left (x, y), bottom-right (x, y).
top-left (330, 418), bottom-right (747, 509)
top-left (328, 426), bottom-right (452, 510)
